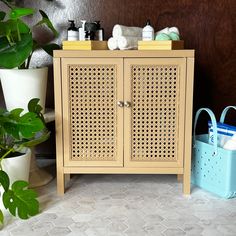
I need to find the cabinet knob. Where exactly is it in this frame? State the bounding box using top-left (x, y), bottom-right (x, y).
top-left (117, 101), bottom-right (124, 107)
top-left (124, 101), bottom-right (131, 108)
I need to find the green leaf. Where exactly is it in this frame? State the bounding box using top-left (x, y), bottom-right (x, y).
top-left (23, 130), bottom-right (50, 147)
top-left (17, 19), bottom-right (30, 34)
top-left (3, 180), bottom-right (39, 219)
top-left (9, 8), bottom-right (34, 19)
top-left (0, 170), bottom-right (10, 192)
top-left (0, 209), bottom-right (3, 224)
top-left (0, 11), bottom-right (6, 21)
top-left (10, 108), bottom-right (24, 118)
top-left (0, 19), bottom-right (29, 40)
top-left (28, 98), bottom-right (42, 114)
top-left (41, 43), bottom-right (60, 57)
top-left (36, 10), bottom-right (58, 37)
top-left (3, 122), bottom-right (20, 139)
top-left (18, 112), bottom-right (45, 138)
top-left (0, 33), bottom-right (33, 68)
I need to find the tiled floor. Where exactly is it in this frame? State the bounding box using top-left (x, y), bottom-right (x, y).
top-left (1, 165), bottom-right (236, 236)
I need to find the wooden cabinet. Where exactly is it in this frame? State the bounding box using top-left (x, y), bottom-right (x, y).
top-left (53, 50), bottom-right (194, 195)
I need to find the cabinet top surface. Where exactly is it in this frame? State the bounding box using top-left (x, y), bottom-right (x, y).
top-left (54, 50), bottom-right (194, 58)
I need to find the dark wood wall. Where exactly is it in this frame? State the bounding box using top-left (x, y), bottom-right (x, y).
top-left (1, 0), bottom-right (236, 156)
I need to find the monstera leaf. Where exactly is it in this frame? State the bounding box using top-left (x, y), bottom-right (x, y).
top-left (0, 170), bottom-right (10, 224)
top-left (0, 170), bottom-right (10, 192)
top-left (0, 210), bottom-right (3, 224)
top-left (18, 112), bottom-right (45, 138)
top-left (0, 33), bottom-right (33, 68)
top-left (3, 181), bottom-right (39, 219)
top-left (2, 107), bottom-right (44, 139)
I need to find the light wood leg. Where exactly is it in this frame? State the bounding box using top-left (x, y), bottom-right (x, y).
top-left (57, 170), bottom-right (65, 195)
top-left (183, 57), bottom-right (194, 196)
top-left (177, 174), bottom-right (183, 182)
top-left (183, 172), bottom-right (191, 195)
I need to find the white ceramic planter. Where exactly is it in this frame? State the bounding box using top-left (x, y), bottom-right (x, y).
top-left (0, 67), bottom-right (48, 113)
top-left (1, 148), bottom-right (31, 185)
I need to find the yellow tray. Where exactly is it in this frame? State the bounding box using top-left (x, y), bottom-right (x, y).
top-left (138, 40), bottom-right (184, 50)
top-left (62, 40), bottom-right (108, 50)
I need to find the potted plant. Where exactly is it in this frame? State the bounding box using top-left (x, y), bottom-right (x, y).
top-left (0, 0), bottom-right (60, 113)
top-left (0, 98), bottom-right (50, 225)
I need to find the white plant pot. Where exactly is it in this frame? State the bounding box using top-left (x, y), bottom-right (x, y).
top-left (1, 148), bottom-right (31, 185)
top-left (0, 67), bottom-right (48, 113)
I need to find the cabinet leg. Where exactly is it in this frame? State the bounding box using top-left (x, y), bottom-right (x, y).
top-left (177, 174), bottom-right (183, 182)
top-left (57, 171), bottom-right (65, 195)
top-left (183, 172), bottom-right (191, 195)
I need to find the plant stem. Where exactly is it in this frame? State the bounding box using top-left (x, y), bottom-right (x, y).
top-left (25, 53), bottom-right (32, 69)
top-left (19, 62), bottom-right (26, 69)
top-left (16, 20), bottom-right (21, 42)
top-left (0, 148), bottom-right (14, 163)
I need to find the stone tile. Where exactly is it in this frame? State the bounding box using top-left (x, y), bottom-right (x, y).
top-left (85, 227), bottom-right (109, 236)
top-left (161, 219), bottom-right (186, 228)
top-left (48, 226), bottom-right (71, 236)
top-left (34, 213), bottom-right (58, 222)
top-left (163, 228), bottom-right (186, 236)
top-left (73, 205), bottom-right (95, 214)
top-left (72, 213), bottom-right (94, 222)
top-left (181, 224), bottom-right (203, 235)
top-left (9, 223), bottom-right (48, 236)
top-left (217, 224), bottom-right (236, 235)
top-left (110, 193), bottom-right (127, 199)
top-left (142, 213), bottom-right (164, 223)
top-left (0, 174), bottom-right (236, 235)
top-left (105, 214), bottom-right (128, 223)
top-left (53, 216), bottom-right (74, 227)
top-left (0, 232), bottom-right (11, 236)
top-left (31, 221), bottom-right (54, 234)
top-left (192, 210), bottom-right (217, 220)
top-left (68, 222), bottom-right (89, 233)
top-left (107, 221), bottom-right (129, 233)
top-left (124, 228), bottom-right (148, 236)
top-left (67, 232), bottom-right (87, 236)
top-left (87, 217), bottom-right (112, 228)
top-left (142, 223), bottom-right (166, 235)
top-left (201, 227), bottom-right (223, 236)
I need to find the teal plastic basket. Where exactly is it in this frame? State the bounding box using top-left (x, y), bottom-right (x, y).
top-left (192, 107), bottom-right (236, 198)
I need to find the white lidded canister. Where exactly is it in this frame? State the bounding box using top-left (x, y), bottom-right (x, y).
top-left (142, 20), bottom-right (154, 41)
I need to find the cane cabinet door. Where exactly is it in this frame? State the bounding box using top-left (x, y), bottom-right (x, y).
top-left (124, 58), bottom-right (186, 168)
top-left (61, 58), bottom-right (123, 167)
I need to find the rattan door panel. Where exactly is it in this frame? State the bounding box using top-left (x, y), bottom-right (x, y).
top-left (124, 58), bottom-right (186, 167)
top-left (62, 58), bottom-right (123, 167)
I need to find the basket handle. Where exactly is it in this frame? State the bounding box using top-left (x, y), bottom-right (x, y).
top-left (220, 106), bottom-right (236, 123)
top-left (194, 108), bottom-right (218, 156)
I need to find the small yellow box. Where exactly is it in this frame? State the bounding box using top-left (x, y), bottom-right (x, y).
top-left (62, 41), bottom-right (108, 50)
top-left (138, 40), bottom-right (184, 50)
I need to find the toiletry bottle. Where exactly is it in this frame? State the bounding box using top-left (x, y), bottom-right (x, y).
top-left (67, 20), bottom-right (79, 41)
top-left (94, 21), bottom-right (104, 41)
top-left (79, 20), bottom-right (86, 41)
top-left (85, 22), bottom-right (97, 40)
top-left (142, 20), bottom-right (154, 41)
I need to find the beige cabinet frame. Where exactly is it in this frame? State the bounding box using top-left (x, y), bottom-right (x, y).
top-left (53, 50), bottom-right (195, 195)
